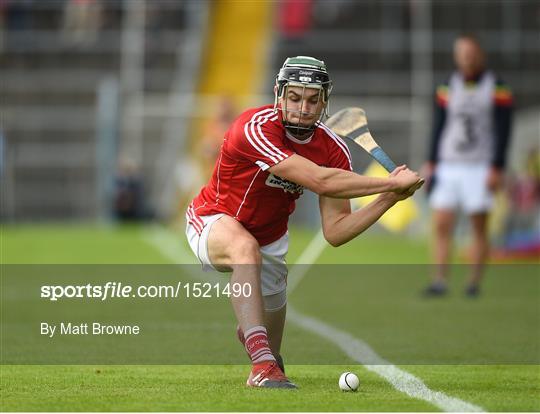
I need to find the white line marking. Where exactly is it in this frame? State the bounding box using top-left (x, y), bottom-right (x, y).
top-left (141, 225), bottom-right (220, 284)
top-left (287, 305), bottom-right (484, 412)
top-left (143, 225), bottom-right (485, 412)
top-left (287, 229), bottom-right (327, 293)
top-left (141, 225), bottom-right (195, 264)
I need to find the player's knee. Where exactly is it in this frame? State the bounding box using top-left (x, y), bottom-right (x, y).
top-left (230, 237), bottom-right (261, 265)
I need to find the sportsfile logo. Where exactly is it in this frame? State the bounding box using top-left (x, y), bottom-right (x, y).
top-left (265, 174), bottom-right (304, 194)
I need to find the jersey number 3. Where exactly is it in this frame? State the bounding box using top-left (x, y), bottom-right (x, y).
top-left (456, 114), bottom-right (478, 152)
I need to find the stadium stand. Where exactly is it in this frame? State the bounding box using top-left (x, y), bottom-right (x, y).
top-left (1, 0), bottom-right (195, 220)
top-left (1, 0), bottom-right (538, 222)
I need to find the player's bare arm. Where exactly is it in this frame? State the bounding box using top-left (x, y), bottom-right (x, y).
top-left (268, 153), bottom-right (419, 198)
top-left (318, 166), bottom-right (415, 246)
top-left (319, 196), bottom-right (391, 246)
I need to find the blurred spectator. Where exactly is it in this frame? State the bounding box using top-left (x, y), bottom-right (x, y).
top-left (511, 148), bottom-right (540, 216)
top-left (197, 96), bottom-right (237, 180)
top-left (113, 157), bottom-right (150, 221)
top-left (278, 0), bottom-right (313, 39)
top-left (497, 148), bottom-right (540, 258)
top-left (423, 34), bottom-right (513, 297)
top-left (62, 0), bottom-right (103, 48)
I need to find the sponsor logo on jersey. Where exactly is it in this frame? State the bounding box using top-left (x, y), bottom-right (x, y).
top-left (265, 174), bottom-right (304, 194)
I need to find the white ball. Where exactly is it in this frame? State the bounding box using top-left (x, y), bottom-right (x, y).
top-left (339, 372), bottom-right (359, 391)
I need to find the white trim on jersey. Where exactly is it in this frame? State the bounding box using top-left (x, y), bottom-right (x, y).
top-left (214, 151), bottom-right (223, 205)
top-left (244, 108), bottom-right (288, 166)
top-left (244, 110), bottom-right (279, 164)
top-left (235, 168), bottom-right (262, 219)
top-left (317, 122), bottom-right (353, 171)
top-left (256, 115), bottom-right (282, 156)
top-left (252, 111), bottom-right (284, 160)
top-left (256, 160), bottom-right (270, 170)
top-left (193, 201), bottom-right (207, 212)
top-left (250, 110), bottom-right (280, 157)
top-left (186, 205), bottom-right (204, 235)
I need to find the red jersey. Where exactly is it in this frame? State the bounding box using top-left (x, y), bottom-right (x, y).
top-left (189, 104), bottom-right (352, 246)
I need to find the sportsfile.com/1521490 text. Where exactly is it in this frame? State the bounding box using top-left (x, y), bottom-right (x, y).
top-left (40, 282), bottom-right (252, 301)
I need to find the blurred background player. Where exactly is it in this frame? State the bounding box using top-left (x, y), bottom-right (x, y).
top-left (113, 156), bottom-right (152, 222)
top-left (197, 95), bottom-right (237, 180)
top-left (185, 56), bottom-right (421, 388)
top-left (423, 34), bottom-right (513, 297)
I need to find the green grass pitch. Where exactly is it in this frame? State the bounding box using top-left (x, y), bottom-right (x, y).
top-left (1, 224), bottom-right (539, 411)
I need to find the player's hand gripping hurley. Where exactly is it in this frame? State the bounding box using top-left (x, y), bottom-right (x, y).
top-left (325, 107), bottom-right (424, 193)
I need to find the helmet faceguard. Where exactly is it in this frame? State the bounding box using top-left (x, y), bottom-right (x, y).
top-left (274, 56), bottom-right (333, 136)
